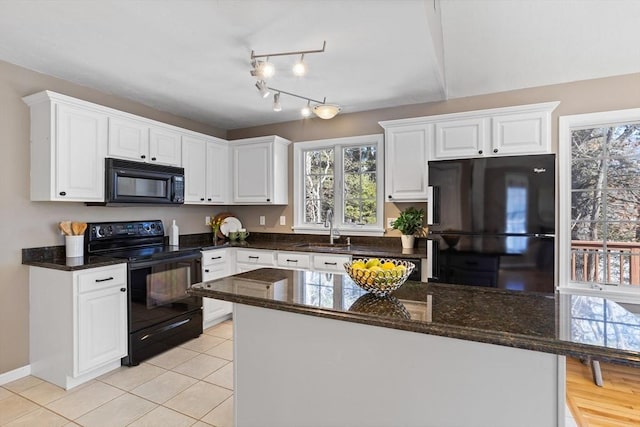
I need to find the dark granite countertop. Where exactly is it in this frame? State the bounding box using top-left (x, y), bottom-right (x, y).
top-left (23, 232), bottom-right (426, 271)
top-left (190, 268), bottom-right (640, 367)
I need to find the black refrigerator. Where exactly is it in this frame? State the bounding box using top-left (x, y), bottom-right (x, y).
top-left (427, 154), bottom-right (555, 293)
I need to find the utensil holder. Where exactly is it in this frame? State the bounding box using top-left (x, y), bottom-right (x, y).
top-left (65, 235), bottom-right (84, 258)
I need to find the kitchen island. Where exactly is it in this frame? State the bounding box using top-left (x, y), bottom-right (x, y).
top-left (190, 268), bottom-right (639, 427)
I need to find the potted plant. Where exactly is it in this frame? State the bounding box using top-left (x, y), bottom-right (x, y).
top-left (391, 207), bottom-right (425, 249)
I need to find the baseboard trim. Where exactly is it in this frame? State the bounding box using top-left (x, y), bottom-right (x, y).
top-left (0, 365), bottom-right (31, 386)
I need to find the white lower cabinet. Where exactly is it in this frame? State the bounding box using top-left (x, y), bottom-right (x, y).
top-left (201, 248), bottom-right (233, 328)
top-left (29, 264), bottom-right (128, 389)
top-left (235, 248), bottom-right (276, 272)
top-left (312, 253), bottom-right (352, 273)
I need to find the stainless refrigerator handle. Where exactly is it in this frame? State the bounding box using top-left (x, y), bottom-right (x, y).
top-left (426, 240), bottom-right (433, 279)
top-left (427, 186), bottom-right (434, 225)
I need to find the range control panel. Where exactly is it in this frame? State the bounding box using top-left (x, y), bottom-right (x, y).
top-left (88, 220), bottom-right (164, 240)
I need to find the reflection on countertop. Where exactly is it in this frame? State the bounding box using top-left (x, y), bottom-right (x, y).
top-left (191, 268), bottom-right (640, 367)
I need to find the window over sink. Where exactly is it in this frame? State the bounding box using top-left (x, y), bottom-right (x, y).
top-left (293, 134), bottom-right (384, 236)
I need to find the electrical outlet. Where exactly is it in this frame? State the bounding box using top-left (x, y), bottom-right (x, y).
top-left (280, 216), bottom-right (286, 226)
top-left (387, 217), bottom-right (397, 229)
top-left (205, 216), bottom-right (211, 226)
top-left (259, 215), bottom-right (266, 226)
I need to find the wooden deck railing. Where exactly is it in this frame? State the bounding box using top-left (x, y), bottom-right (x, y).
top-left (571, 240), bottom-right (640, 286)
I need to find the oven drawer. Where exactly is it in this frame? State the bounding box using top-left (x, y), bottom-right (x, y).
top-left (77, 264), bottom-right (127, 293)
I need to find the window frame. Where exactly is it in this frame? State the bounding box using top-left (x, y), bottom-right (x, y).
top-left (293, 134), bottom-right (385, 236)
top-left (559, 108), bottom-right (640, 299)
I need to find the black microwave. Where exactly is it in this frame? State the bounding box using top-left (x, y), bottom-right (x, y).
top-left (90, 158), bottom-right (185, 206)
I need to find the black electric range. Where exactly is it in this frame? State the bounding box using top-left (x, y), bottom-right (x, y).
top-left (85, 220), bottom-right (203, 366)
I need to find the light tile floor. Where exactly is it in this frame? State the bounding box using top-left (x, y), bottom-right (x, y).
top-left (0, 320), bottom-right (234, 427)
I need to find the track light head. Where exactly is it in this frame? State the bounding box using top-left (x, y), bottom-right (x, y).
top-left (273, 93), bottom-right (282, 112)
top-left (250, 59), bottom-right (275, 79)
top-left (292, 54), bottom-right (307, 76)
top-left (255, 80), bottom-right (270, 98)
top-left (301, 101), bottom-right (312, 118)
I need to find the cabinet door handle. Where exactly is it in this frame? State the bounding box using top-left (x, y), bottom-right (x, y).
top-left (388, 195), bottom-right (392, 199)
top-left (266, 198), bottom-right (270, 202)
top-left (211, 256), bottom-right (222, 260)
top-left (204, 269), bottom-right (210, 273)
top-left (95, 277), bottom-right (114, 282)
top-left (140, 155), bottom-right (146, 159)
top-left (151, 157), bottom-right (157, 161)
top-left (478, 150), bottom-right (483, 155)
top-left (200, 198), bottom-right (205, 201)
top-left (493, 148), bottom-right (498, 153)
top-left (324, 262), bottom-right (337, 266)
top-left (286, 259), bottom-right (299, 263)
top-left (248, 256), bottom-right (259, 259)
top-left (207, 198), bottom-right (212, 201)
top-left (120, 288), bottom-right (126, 292)
top-left (59, 191), bottom-right (66, 196)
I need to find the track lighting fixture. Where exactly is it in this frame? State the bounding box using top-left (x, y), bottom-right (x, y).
top-left (251, 41), bottom-right (325, 79)
top-left (273, 92), bottom-right (282, 112)
top-left (250, 41), bottom-right (341, 119)
top-left (255, 80), bottom-right (270, 98)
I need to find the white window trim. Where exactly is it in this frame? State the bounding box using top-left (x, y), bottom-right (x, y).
top-left (559, 108), bottom-right (640, 300)
top-left (293, 134), bottom-right (385, 236)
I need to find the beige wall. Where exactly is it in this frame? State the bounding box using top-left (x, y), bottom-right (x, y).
top-left (2, 55), bottom-right (640, 376)
top-left (0, 60), bottom-right (229, 375)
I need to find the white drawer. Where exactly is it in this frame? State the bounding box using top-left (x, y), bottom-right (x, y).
top-left (202, 249), bottom-right (227, 267)
top-left (312, 254), bottom-right (351, 273)
top-left (77, 264), bottom-right (127, 293)
top-left (277, 252), bottom-right (311, 270)
top-left (236, 249), bottom-right (275, 266)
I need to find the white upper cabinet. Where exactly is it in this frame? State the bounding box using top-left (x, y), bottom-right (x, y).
top-left (430, 102), bottom-right (560, 160)
top-left (23, 91), bottom-right (107, 202)
top-left (232, 136), bottom-right (291, 204)
top-left (434, 117), bottom-right (488, 159)
top-left (379, 120), bottom-right (432, 201)
top-left (109, 116), bottom-right (181, 166)
top-left (182, 134), bottom-right (228, 204)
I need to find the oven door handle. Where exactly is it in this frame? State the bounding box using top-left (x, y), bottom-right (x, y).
top-left (140, 318), bottom-right (191, 341)
top-left (127, 252), bottom-right (202, 270)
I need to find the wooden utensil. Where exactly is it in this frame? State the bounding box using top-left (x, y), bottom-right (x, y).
top-left (59, 221), bottom-right (72, 236)
top-left (71, 222), bottom-right (87, 236)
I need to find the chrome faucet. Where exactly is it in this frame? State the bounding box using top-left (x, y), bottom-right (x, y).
top-left (324, 208), bottom-right (338, 244)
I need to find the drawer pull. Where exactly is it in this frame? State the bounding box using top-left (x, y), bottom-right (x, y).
top-left (286, 259), bottom-right (299, 262)
top-left (248, 256), bottom-right (259, 259)
top-left (204, 269), bottom-right (210, 273)
top-left (211, 256), bottom-right (222, 260)
top-left (95, 277), bottom-right (114, 283)
top-left (120, 288), bottom-right (126, 292)
top-left (324, 262), bottom-right (337, 266)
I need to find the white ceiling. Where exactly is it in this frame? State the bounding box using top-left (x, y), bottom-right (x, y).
top-left (0, 0), bottom-right (639, 130)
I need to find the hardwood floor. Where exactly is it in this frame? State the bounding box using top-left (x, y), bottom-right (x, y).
top-left (566, 357), bottom-right (640, 427)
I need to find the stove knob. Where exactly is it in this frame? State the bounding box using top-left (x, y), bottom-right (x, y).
top-left (94, 226), bottom-right (103, 237)
top-left (106, 226), bottom-right (113, 236)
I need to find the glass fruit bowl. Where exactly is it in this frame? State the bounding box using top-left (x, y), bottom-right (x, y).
top-left (343, 258), bottom-right (415, 297)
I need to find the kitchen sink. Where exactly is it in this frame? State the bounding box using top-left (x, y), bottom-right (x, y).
top-left (293, 242), bottom-right (352, 251)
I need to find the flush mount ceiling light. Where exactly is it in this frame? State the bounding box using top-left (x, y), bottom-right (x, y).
top-left (313, 104), bottom-right (342, 120)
